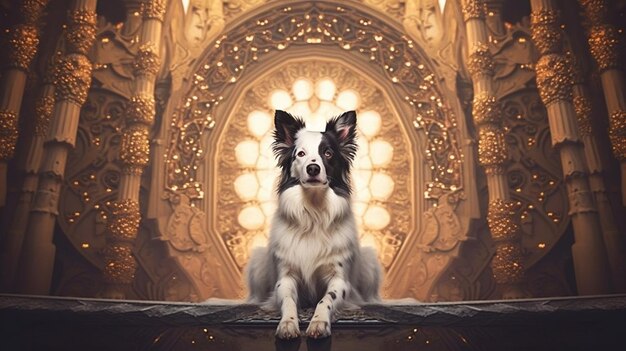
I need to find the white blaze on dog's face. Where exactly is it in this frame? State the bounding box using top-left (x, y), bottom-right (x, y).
top-left (291, 130), bottom-right (328, 188)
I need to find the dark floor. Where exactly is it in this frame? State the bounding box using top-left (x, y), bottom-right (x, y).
top-left (1, 294), bottom-right (625, 351)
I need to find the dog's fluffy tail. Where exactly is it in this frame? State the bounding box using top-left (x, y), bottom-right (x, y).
top-left (245, 246), bottom-right (277, 304)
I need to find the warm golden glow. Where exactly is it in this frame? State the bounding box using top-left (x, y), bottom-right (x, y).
top-left (233, 76), bottom-right (395, 253)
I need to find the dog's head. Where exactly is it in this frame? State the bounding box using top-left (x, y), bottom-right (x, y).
top-left (272, 110), bottom-right (357, 197)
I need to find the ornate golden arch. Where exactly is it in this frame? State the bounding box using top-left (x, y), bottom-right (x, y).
top-left (148, 0), bottom-right (478, 300)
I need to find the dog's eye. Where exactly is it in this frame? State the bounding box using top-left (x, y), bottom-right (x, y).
top-left (324, 150), bottom-right (333, 159)
top-left (297, 151), bottom-right (305, 157)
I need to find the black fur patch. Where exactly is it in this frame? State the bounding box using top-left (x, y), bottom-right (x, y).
top-left (272, 110), bottom-right (306, 194)
top-left (328, 291), bottom-right (337, 300)
top-left (342, 290), bottom-right (346, 299)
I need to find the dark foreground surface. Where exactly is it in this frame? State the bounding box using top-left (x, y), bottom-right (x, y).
top-left (1, 293), bottom-right (625, 351)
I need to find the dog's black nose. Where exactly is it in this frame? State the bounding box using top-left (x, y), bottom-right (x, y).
top-left (306, 164), bottom-right (320, 176)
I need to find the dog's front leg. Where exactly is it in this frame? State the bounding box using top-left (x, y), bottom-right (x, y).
top-left (275, 274), bottom-right (300, 339)
top-left (306, 276), bottom-right (348, 339)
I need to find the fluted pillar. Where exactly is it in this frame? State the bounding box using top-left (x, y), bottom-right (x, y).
top-left (15, 0), bottom-right (97, 295)
top-left (570, 63), bottom-right (626, 292)
top-left (0, 0), bottom-right (49, 206)
top-left (578, 0), bottom-right (626, 204)
top-left (0, 69), bottom-right (55, 291)
top-left (461, 0), bottom-right (527, 298)
top-left (100, 0), bottom-right (165, 299)
top-left (530, 0), bottom-right (611, 294)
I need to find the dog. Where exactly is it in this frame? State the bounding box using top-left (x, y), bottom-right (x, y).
top-left (246, 110), bottom-right (382, 339)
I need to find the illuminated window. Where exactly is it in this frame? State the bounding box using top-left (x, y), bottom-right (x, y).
top-left (233, 77), bottom-right (395, 253)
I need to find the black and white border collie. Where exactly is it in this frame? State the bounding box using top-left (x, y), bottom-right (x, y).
top-left (246, 110), bottom-right (382, 339)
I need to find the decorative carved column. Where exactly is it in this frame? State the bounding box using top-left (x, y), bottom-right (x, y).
top-left (0, 0), bottom-right (49, 206)
top-left (530, 0), bottom-right (611, 294)
top-left (570, 63), bottom-right (626, 292)
top-left (578, 0), bottom-right (626, 204)
top-left (15, 0), bottom-right (97, 295)
top-left (101, 0), bottom-right (165, 299)
top-left (461, 0), bottom-right (527, 298)
top-left (0, 67), bottom-right (55, 290)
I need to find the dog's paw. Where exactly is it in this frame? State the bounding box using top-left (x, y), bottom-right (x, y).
top-left (306, 320), bottom-right (331, 339)
top-left (276, 319), bottom-right (301, 339)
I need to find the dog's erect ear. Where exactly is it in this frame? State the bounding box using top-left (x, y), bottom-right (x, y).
top-left (326, 111), bottom-right (358, 160)
top-left (273, 110), bottom-right (305, 147)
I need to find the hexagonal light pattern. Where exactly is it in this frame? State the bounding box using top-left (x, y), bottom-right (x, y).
top-left (234, 78), bottom-right (395, 252)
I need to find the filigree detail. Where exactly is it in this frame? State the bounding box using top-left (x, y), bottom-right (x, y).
top-left (54, 54), bottom-right (93, 105)
top-left (133, 43), bottom-right (160, 76)
top-left (530, 9), bottom-right (562, 55)
top-left (120, 125), bottom-right (150, 167)
top-left (169, 2), bottom-right (460, 196)
top-left (7, 24), bottom-right (39, 71)
top-left (19, 0), bottom-right (48, 24)
top-left (34, 95), bottom-right (55, 137)
top-left (126, 94), bottom-right (155, 125)
top-left (472, 93), bottom-right (501, 126)
top-left (461, 0), bottom-right (486, 22)
top-left (106, 199), bottom-right (141, 242)
top-left (478, 125), bottom-right (508, 168)
top-left (103, 243), bottom-right (136, 284)
top-left (573, 95), bottom-right (593, 137)
top-left (467, 44), bottom-right (494, 77)
top-left (587, 24), bottom-right (620, 72)
top-left (141, 0), bottom-right (166, 21)
top-left (65, 9), bottom-right (97, 55)
top-left (535, 54), bottom-right (573, 106)
top-left (609, 110), bottom-right (626, 161)
top-left (0, 110), bottom-right (18, 160)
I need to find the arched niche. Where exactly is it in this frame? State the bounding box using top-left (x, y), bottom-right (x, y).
top-left (148, 0), bottom-right (479, 301)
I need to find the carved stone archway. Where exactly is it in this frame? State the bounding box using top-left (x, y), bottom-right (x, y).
top-left (149, 0), bottom-right (478, 301)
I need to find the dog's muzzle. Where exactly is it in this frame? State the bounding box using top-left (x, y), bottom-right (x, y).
top-left (306, 164), bottom-right (320, 176)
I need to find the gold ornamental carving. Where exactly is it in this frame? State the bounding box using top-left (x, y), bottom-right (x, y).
top-left (7, 24), bottom-right (39, 71)
top-left (478, 125), bottom-right (508, 168)
top-left (530, 9), bottom-right (562, 55)
top-left (54, 54), bottom-right (93, 105)
top-left (487, 199), bottom-right (521, 242)
top-left (120, 125), bottom-right (150, 167)
top-left (0, 110), bottom-right (18, 160)
top-left (141, 0), bottom-right (166, 21)
top-left (579, 0), bottom-right (609, 26)
top-left (34, 95), bottom-right (55, 137)
top-left (65, 9), bottom-right (97, 56)
top-left (103, 243), bottom-right (136, 284)
top-left (573, 95), bottom-right (593, 137)
top-left (461, 0), bottom-right (486, 22)
top-left (106, 199), bottom-right (141, 242)
top-left (19, 0), bottom-right (48, 24)
top-left (535, 54), bottom-right (573, 106)
top-left (587, 25), bottom-right (620, 72)
top-left (126, 94), bottom-right (156, 125)
top-left (467, 44), bottom-right (494, 77)
top-left (472, 93), bottom-right (501, 126)
top-left (491, 242), bottom-right (524, 285)
top-left (609, 110), bottom-right (626, 161)
top-left (133, 43), bottom-right (160, 77)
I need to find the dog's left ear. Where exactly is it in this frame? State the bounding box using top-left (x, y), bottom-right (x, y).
top-left (327, 111), bottom-right (358, 160)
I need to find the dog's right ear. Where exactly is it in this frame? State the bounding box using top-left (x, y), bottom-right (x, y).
top-left (273, 110), bottom-right (305, 149)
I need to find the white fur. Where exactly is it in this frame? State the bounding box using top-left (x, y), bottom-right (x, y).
top-left (246, 130), bottom-right (382, 340)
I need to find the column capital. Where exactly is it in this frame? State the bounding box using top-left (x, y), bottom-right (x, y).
top-left (535, 54), bottom-right (573, 106)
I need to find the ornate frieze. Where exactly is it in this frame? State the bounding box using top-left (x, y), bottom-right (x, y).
top-left (573, 95), bottom-right (593, 137)
top-left (54, 54), bottom-right (93, 105)
top-left (609, 110), bottom-right (626, 161)
top-left (34, 95), bottom-right (56, 137)
top-left (141, 0), bottom-right (166, 21)
top-left (6, 24), bottom-right (39, 71)
top-left (467, 44), bottom-right (494, 77)
top-left (133, 43), bottom-right (161, 77)
top-left (530, 9), bottom-right (562, 55)
top-left (461, 0), bottom-right (486, 22)
top-left (472, 93), bottom-right (501, 126)
top-left (120, 125), bottom-right (150, 167)
top-left (65, 9), bottom-right (97, 56)
top-left (126, 94), bottom-right (156, 125)
top-left (0, 110), bottom-right (19, 160)
top-left (535, 54), bottom-right (573, 106)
